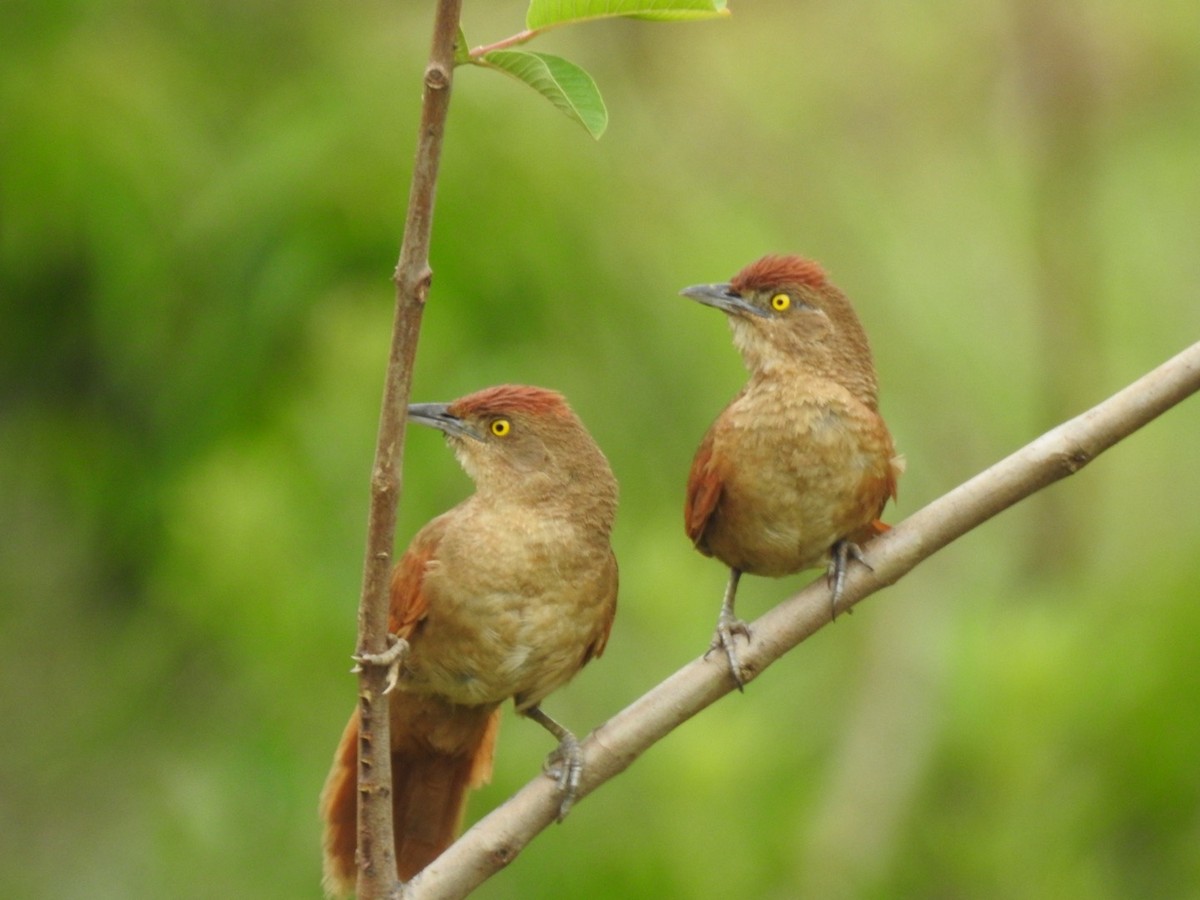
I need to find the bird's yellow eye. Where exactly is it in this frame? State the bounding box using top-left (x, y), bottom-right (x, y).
top-left (489, 418), bottom-right (511, 437)
top-left (770, 293), bottom-right (791, 311)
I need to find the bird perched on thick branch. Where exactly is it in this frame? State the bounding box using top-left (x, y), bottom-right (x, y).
top-left (320, 385), bottom-right (619, 895)
top-left (681, 255), bottom-right (902, 688)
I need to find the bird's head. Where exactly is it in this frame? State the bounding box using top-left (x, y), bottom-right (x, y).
top-left (680, 254), bottom-right (879, 406)
top-left (407, 385), bottom-right (617, 511)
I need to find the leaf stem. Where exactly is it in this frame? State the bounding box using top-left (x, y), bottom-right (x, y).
top-left (469, 28), bottom-right (539, 59)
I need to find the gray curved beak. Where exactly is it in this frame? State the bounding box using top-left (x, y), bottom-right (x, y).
top-left (680, 282), bottom-right (769, 318)
top-left (407, 403), bottom-right (484, 441)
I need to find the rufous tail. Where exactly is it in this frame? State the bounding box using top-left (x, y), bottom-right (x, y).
top-left (319, 695), bottom-right (500, 897)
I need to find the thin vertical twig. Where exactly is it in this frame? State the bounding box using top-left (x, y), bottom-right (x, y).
top-left (355, 1), bottom-right (463, 897)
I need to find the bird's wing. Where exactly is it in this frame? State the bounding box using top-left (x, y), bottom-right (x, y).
top-left (872, 451), bottom-right (905, 517)
top-left (581, 549), bottom-right (619, 665)
top-left (888, 453), bottom-right (906, 502)
top-left (388, 520), bottom-right (445, 639)
top-left (850, 448), bottom-right (905, 541)
top-left (684, 428), bottom-right (723, 551)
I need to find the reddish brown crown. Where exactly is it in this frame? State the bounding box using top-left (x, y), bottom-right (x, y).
top-left (731, 255), bottom-right (828, 294)
top-left (448, 385), bottom-right (572, 420)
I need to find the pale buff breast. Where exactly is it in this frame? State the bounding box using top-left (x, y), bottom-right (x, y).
top-left (703, 389), bottom-right (894, 576)
top-left (400, 505), bottom-right (613, 707)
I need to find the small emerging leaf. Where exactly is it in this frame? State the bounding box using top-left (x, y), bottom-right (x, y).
top-left (527, 0), bottom-right (729, 30)
top-left (454, 26), bottom-right (471, 65)
top-left (479, 50), bottom-right (608, 139)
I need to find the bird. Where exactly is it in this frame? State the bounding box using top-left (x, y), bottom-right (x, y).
top-left (680, 254), bottom-right (901, 689)
top-left (319, 385), bottom-right (619, 896)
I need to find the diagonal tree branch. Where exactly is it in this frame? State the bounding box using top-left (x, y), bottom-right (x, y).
top-left (354, 1), bottom-right (463, 897)
top-left (403, 338), bottom-right (1200, 900)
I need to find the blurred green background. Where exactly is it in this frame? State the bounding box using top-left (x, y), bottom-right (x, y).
top-left (3, 1), bottom-right (1199, 897)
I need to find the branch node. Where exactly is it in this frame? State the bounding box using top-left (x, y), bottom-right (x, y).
top-left (359, 782), bottom-right (391, 799)
top-left (1063, 447), bottom-right (1092, 473)
top-left (415, 266), bottom-right (434, 305)
top-left (489, 844), bottom-right (517, 867)
top-left (424, 63), bottom-right (451, 91)
top-left (391, 265), bottom-right (434, 304)
top-left (372, 464), bottom-right (397, 495)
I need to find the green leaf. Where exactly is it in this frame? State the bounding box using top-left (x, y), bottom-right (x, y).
top-left (454, 26), bottom-right (471, 65)
top-left (527, 0), bottom-right (729, 30)
top-left (478, 50), bottom-right (608, 139)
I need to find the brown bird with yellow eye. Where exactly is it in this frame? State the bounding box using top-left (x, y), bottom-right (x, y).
top-left (681, 255), bottom-right (902, 689)
top-left (319, 385), bottom-right (618, 896)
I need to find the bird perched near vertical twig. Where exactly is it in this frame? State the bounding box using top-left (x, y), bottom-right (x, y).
top-left (681, 255), bottom-right (902, 689)
top-left (320, 385), bottom-right (619, 896)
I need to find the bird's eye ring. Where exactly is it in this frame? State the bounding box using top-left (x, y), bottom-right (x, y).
top-left (770, 293), bottom-right (791, 311)
top-left (490, 418), bottom-right (511, 437)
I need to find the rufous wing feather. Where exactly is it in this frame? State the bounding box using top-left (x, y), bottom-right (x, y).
top-left (684, 429), bottom-right (723, 555)
top-left (319, 710), bottom-right (362, 898)
top-left (847, 453), bottom-right (904, 544)
top-left (579, 549), bottom-right (618, 666)
top-left (320, 520), bottom-right (500, 897)
top-left (388, 521), bottom-right (445, 640)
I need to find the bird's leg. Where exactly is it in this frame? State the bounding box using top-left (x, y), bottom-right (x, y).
top-left (704, 568), bottom-right (751, 691)
top-left (524, 705), bottom-right (584, 822)
top-left (827, 540), bottom-right (872, 621)
top-left (350, 633), bottom-right (410, 695)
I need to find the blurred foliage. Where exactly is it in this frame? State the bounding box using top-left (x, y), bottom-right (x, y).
top-left (3, 0), bottom-right (1199, 897)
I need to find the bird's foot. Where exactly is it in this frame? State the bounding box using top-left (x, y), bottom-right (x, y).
top-left (524, 706), bottom-right (584, 821)
top-left (705, 611), bottom-right (752, 691)
top-left (543, 733), bottom-right (584, 822)
top-left (827, 540), bottom-right (872, 621)
top-left (350, 634), bottom-right (409, 695)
